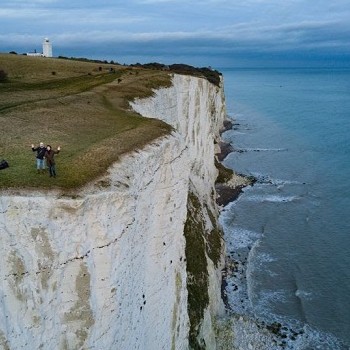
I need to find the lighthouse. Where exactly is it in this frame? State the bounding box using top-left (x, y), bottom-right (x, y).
top-left (42, 38), bottom-right (53, 57)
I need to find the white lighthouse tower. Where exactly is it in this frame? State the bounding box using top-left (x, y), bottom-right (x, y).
top-left (42, 38), bottom-right (53, 57)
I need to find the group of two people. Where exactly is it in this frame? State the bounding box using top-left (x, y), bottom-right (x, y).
top-left (31, 142), bottom-right (61, 177)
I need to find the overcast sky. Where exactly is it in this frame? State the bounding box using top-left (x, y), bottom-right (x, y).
top-left (1, 0), bottom-right (350, 67)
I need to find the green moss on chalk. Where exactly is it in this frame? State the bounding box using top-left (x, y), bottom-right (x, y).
top-left (184, 192), bottom-right (209, 350)
top-left (206, 206), bottom-right (223, 268)
top-left (215, 158), bottom-right (234, 184)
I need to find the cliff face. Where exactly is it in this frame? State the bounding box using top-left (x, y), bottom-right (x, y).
top-left (0, 74), bottom-right (226, 349)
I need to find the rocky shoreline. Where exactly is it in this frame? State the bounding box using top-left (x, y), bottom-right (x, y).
top-left (215, 120), bottom-right (286, 350)
top-left (215, 121), bottom-right (255, 208)
top-left (214, 118), bottom-right (343, 350)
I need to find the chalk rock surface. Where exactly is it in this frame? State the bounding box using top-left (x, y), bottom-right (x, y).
top-left (0, 74), bottom-right (225, 349)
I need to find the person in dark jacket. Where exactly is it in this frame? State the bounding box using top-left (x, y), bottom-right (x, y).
top-left (44, 145), bottom-right (61, 177)
top-left (31, 142), bottom-right (47, 173)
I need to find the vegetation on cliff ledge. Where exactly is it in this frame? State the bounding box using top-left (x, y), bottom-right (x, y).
top-left (130, 62), bottom-right (222, 87)
top-left (184, 192), bottom-right (224, 349)
top-left (0, 54), bottom-right (173, 189)
top-left (215, 158), bottom-right (256, 206)
top-left (184, 192), bottom-right (209, 350)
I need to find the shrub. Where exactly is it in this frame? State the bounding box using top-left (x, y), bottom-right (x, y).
top-left (130, 62), bottom-right (222, 87)
top-left (0, 69), bottom-right (8, 82)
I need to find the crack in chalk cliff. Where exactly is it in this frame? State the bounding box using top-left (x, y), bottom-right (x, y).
top-left (3, 218), bottom-right (136, 281)
top-left (2, 142), bottom-right (187, 281)
top-left (142, 144), bottom-right (188, 190)
top-left (167, 145), bottom-right (188, 164)
top-left (154, 184), bottom-right (188, 192)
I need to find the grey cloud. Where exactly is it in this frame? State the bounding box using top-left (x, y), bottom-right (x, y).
top-left (1, 0), bottom-right (349, 67)
top-left (0, 8), bottom-right (50, 19)
top-left (2, 18), bottom-right (349, 55)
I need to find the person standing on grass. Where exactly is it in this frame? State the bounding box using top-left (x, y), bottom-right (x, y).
top-left (44, 145), bottom-right (61, 178)
top-left (31, 142), bottom-right (47, 173)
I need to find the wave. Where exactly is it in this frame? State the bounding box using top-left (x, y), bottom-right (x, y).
top-left (258, 252), bottom-right (277, 263)
top-left (262, 314), bottom-right (347, 350)
top-left (246, 239), bottom-right (261, 310)
top-left (249, 172), bottom-right (305, 186)
top-left (232, 131), bottom-right (247, 135)
top-left (245, 194), bottom-right (301, 203)
top-left (290, 324), bottom-right (348, 350)
top-left (244, 147), bottom-right (288, 152)
top-left (225, 227), bottom-right (261, 250)
top-left (245, 286), bottom-right (347, 349)
top-left (232, 147), bottom-right (288, 153)
top-left (255, 290), bottom-right (289, 310)
top-left (221, 222), bottom-right (349, 349)
top-left (295, 289), bottom-right (313, 301)
top-left (223, 227), bottom-right (263, 316)
top-left (242, 243), bottom-right (347, 350)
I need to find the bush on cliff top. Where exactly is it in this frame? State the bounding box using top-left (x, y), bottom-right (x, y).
top-left (131, 62), bottom-right (222, 87)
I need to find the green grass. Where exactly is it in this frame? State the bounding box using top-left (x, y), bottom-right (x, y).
top-left (0, 54), bottom-right (172, 190)
top-left (0, 73), bottom-right (119, 112)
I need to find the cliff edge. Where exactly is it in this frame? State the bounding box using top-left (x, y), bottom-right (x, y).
top-left (0, 73), bottom-right (226, 349)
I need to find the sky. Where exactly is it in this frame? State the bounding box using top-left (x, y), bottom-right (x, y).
top-left (1, 0), bottom-right (350, 68)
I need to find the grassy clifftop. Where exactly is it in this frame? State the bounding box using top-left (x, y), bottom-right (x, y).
top-left (0, 54), bottom-right (172, 189)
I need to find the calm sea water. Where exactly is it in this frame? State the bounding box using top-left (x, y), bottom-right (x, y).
top-left (219, 67), bottom-right (350, 349)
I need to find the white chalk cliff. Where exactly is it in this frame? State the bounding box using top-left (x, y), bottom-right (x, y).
top-left (0, 74), bottom-right (226, 349)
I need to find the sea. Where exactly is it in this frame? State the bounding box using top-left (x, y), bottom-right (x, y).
top-left (219, 67), bottom-right (350, 349)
